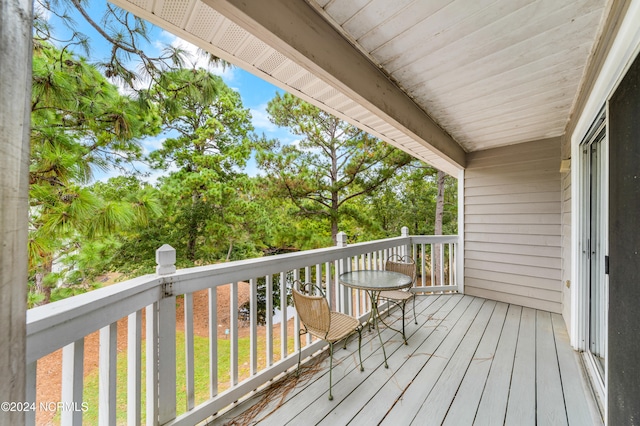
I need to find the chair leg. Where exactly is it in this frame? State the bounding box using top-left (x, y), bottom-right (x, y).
top-left (413, 294), bottom-right (418, 324)
top-left (358, 329), bottom-right (364, 372)
top-left (328, 342), bottom-right (334, 401)
top-left (297, 347), bottom-right (302, 377)
top-left (401, 302), bottom-right (407, 345)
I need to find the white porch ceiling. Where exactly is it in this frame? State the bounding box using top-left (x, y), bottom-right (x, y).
top-left (110, 0), bottom-right (609, 175)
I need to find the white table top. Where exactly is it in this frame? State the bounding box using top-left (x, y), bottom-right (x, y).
top-left (339, 270), bottom-right (412, 291)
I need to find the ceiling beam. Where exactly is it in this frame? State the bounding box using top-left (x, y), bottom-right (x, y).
top-left (202, 0), bottom-right (466, 169)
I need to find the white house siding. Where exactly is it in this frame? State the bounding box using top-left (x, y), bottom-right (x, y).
top-left (464, 138), bottom-right (563, 313)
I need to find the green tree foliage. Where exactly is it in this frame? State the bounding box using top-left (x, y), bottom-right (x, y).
top-left (147, 71), bottom-right (259, 263)
top-left (343, 162), bottom-right (457, 241)
top-left (29, 42), bottom-right (163, 305)
top-left (256, 93), bottom-right (413, 243)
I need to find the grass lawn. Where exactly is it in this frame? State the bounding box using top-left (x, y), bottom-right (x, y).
top-left (82, 331), bottom-right (295, 424)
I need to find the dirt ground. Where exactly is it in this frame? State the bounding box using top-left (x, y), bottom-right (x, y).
top-left (35, 283), bottom-right (253, 425)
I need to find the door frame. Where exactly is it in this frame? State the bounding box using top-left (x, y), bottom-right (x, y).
top-left (570, 4), bottom-right (640, 420)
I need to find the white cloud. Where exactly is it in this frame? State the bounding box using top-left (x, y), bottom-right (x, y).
top-left (141, 137), bottom-right (166, 155)
top-left (250, 106), bottom-right (278, 132)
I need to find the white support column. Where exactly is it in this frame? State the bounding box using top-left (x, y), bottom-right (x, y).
top-left (156, 245), bottom-right (176, 424)
top-left (457, 169), bottom-right (465, 293)
top-left (0, 2), bottom-right (31, 424)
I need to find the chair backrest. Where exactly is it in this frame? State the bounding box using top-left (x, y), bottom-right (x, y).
top-left (292, 281), bottom-right (331, 338)
top-left (385, 254), bottom-right (417, 285)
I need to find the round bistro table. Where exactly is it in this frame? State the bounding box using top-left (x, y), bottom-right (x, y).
top-left (339, 270), bottom-right (412, 368)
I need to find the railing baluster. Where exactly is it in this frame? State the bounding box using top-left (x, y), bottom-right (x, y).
top-left (61, 339), bottom-right (84, 426)
top-left (184, 292), bottom-right (195, 410)
top-left (127, 310), bottom-right (142, 426)
top-left (280, 272), bottom-right (287, 360)
top-left (250, 278), bottom-right (258, 375)
top-left (421, 243), bottom-right (426, 287)
top-left (230, 282), bottom-right (238, 386)
top-left (439, 243), bottom-right (445, 288)
top-left (265, 275), bottom-right (273, 366)
top-left (449, 243), bottom-right (454, 286)
top-left (325, 262), bottom-right (332, 310)
top-left (293, 269), bottom-right (300, 353)
top-left (430, 244), bottom-right (435, 287)
top-left (25, 361), bottom-right (36, 426)
top-left (99, 322), bottom-right (117, 426)
top-left (158, 294), bottom-right (176, 424)
top-left (145, 303), bottom-right (158, 426)
top-left (208, 288), bottom-right (218, 397)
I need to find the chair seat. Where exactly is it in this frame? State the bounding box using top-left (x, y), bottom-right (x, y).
top-left (379, 290), bottom-right (413, 301)
top-left (307, 312), bottom-right (361, 343)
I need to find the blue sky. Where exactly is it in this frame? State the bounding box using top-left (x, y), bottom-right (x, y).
top-left (41, 1), bottom-right (298, 182)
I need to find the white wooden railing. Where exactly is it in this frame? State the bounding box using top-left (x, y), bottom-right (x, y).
top-left (25, 229), bottom-right (460, 425)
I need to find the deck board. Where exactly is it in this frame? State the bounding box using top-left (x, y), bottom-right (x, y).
top-left (536, 311), bottom-right (569, 426)
top-left (441, 302), bottom-right (508, 426)
top-left (210, 295), bottom-right (602, 426)
top-left (413, 299), bottom-right (497, 426)
top-left (473, 304), bottom-right (521, 426)
top-left (379, 296), bottom-right (484, 425)
top-left (504, 306), bottom-right (537, 425)
top-left (345, 295), bottom-right (466, 426)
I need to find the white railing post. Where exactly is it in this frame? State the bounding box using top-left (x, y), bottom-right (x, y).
top-left (156, 244), bottom-right (177, 275)
top-left (401, 226), bottom-right (410, 257)
top-left (156, 245), bottom-right (176, 424)
top-left (336, 232), bottom-right (350, 314)
top-left (336, 232), bottom-right (348, 248)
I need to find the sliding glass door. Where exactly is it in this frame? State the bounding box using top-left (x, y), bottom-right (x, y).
top-left (582, 117), bottom-right (607, 382)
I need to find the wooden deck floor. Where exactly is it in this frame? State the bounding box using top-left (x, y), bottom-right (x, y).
top-left (211, 295), bottom-right (602, 426)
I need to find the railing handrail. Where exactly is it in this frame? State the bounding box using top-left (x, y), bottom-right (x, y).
top-left (26, 234), bottom-right (459, 364)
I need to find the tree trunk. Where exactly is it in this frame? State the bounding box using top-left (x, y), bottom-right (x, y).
top-left (226, 241), bottom-right (233, 261)
top-left (433, 170), bottom-right (445, 285)
top-left (187, 193), bottom-right (199, 261)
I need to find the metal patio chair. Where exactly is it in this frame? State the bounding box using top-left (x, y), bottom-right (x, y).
top-left (379, 254), bottom-right (417, 342)
top-left (292, 280), bottom-right (364, 400)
